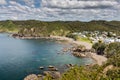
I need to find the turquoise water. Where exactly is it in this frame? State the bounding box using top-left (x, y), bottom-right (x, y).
top-left (0, 33), bottom-right (93, 80)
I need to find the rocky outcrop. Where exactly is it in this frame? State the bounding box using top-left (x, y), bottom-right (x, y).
top-left (24, 74), bottom-right (39, 80)
top-left (24, 71), bottom-right (61, 80)
top-left (72, 52), bottom-right (86, 58)
top-left (47, 65), bottom-right (58, 71)
top-left (44, 71), bottom-right (61, 79)
top-left (66, 64), bottom-right (74, 68)
top-left (48, 65), bottom-right (54, 68)
top-left (48, 67), bottom-right (58, 71)
top-left (70, 45), bottom-right (94, 58)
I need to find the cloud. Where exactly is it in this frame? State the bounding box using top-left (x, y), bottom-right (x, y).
top-left (23, 0), bottom-right (35, 7)
top-left (41, 0), bottom-right (118, 9)
top-left (0, 0), bottom-right (120, 21)
top-left (0, 0), bottom-right (7, 5)
top-left (40, 0), bottom-right (120, 21)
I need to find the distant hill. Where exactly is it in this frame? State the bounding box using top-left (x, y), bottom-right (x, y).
top-left (0, 20), bottom-right (120, 36)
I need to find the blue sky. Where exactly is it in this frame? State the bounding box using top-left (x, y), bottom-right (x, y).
top-left (0, 0), bottom-right (120, 21)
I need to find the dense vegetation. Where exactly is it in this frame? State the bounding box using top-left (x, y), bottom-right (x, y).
top-left (0, 20), bottom-right (120, 36)
top-left (105, 43), bottom-right (120, 67)
top-left (92, 41), bottom-right (107, 55)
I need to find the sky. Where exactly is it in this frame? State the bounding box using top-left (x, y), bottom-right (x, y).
top-left (0, 0), bottom-right (120, 21)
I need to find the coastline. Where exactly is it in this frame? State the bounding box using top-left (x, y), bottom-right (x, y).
top-left (89, 53), bottom-right (107, 65)
top-left (11, 34), bottom-right (107, 66)
top-left (12, 34), bottom-right (92, 49)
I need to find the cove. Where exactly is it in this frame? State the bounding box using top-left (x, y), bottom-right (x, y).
top-left (0, 33), bottom-right (93, 80)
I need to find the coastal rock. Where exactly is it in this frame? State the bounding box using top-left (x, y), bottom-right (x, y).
top-left (39, 66), bottom-right (44, 70)
top-left (48, 65), bottom-right (58, 71)
top-left (44, 71), bottom-right (61, 79)
top-left (48, 67), bottom-right (58, 71)
top-left (72, 52), bottom-right (86, 58)
top-left (66, 64), bottom-right (74, 68)
top-left (37, 74), bottom-right (44, 80)
top-left (12, 33), bottom-right (23, 38)
top-left (48, 65), bottom-right (54, 68)
top-left (24, 74), bottom-right (38, 80)
top-left (38, 74), bottom-right (42, 77)
top-left (63, 48), bottom-right (69, 52)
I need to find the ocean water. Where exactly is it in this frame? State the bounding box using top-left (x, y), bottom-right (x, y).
top-left (0, 33), bottom-right (93, 80)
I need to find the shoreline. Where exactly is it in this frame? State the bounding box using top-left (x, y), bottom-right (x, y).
top-left (11, 34), bottom-right (107, 66)
top-left (89, 53), bottom-right (107, 65)
top-left (12, 35), bottom-right (92, 49)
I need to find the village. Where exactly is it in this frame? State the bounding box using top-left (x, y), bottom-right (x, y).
top-left (72, 31), bottom-right (120, 43)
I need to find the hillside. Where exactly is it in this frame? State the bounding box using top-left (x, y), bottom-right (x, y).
top-left (0, 20), bottom-right (120, 36)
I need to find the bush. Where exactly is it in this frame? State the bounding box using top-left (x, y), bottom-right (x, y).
top-left (92, 42), bottom-right (107, 55)
top-left (104, 42), bottom-right (120, 58)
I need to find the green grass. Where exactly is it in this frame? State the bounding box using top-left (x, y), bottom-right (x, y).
top-left (76, 36), bottom-right (92, 44)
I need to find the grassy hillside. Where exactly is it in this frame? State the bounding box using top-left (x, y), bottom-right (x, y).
top-left (0, 20), bottom-right (120, 36)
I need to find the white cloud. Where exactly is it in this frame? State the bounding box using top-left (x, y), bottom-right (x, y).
top-left (0, 0), bottom-right (7, 5)
top-left (41, 0), bottom-right (118, 9)
top-left (0, 0), bottom-right (120, 21)
top-left (23, 0), bottom-right (35, 7)
top-left (40, 0), bottom-right (120, 21)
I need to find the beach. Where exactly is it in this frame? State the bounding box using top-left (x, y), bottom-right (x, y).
top-left (49, 35), bottom-right (92, 50)
top-left (12, 35), bottom-right (92, 49)
top-left (89, 53), bottom-right (107, 65)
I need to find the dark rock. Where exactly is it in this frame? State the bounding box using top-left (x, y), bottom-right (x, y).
top-left (66, 64), bottom-right (74, 68)
top-left (48, 67), bottom-right (58, 71)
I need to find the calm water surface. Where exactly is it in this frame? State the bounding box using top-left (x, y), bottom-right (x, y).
top-left (0, 33), bottom-right (93, 80)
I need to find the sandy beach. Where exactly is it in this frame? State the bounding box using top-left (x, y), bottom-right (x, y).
top-left (89, 53), bottom-right (107, 65)
top-left (47, 36), bottom-right (92, 49)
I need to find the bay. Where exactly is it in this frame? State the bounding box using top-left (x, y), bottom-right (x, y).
top-left (0, 33), bottom-right (93, 80)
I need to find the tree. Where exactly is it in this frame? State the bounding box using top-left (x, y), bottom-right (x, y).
top-left (92, 42), bottom-right (107, 55)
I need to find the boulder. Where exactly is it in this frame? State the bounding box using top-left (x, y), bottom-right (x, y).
top-left (44, 71), bottom-right (61, 79)
top-left (66, 64), bottom-right (74, 68)
top-left (48, 67), bottom-right (58, 71)
top-left (24, 74), bottom-right (38, 80)
top-left (72, 52), bottom-right (86, 58)
top-left (37, 74), bottom-right (42, 77)
top-left (48, 65), bottom-right (54, 68)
